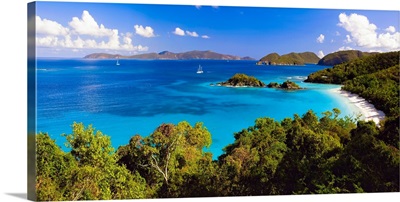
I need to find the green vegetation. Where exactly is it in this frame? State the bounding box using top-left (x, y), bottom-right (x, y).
top-left (257, 52), bottom-right (320, 65)
top-left (305, 51), bottom-right (399, 84)
top-left (267, 80), bottom-right (303, 90)
top-left (305, 51), bottom-right (399, 150)
top-left (318, 50), bottom-right (377, 66)
top-left (36, 123), bottom-right (147, 201)
top-left (35, 51), bottom-right (399, 200)
top-left (218, 73), bottom-right (266, 87)
top-left (36, 107), bottom-right (399, 200)
top-left (342, 65), bottom-right (400, 117)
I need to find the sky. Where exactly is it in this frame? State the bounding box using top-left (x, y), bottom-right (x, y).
top-left (33, 2), bottom-right (400, 59)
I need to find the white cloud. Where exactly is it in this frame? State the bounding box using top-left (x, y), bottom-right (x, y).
top-left (173, 27), bottom-right (185, 36)
top-left (316, 34), bottom-right (325, 43)
top-left (186, 30), bottom-right (199, 37)
top-left (317, 50), bottom-right (325, 58)
top-left (368, 49), bottom-right (384, 53)
top-left (385, 26), bottom-right (396, 33)
top-left (134, 25), bottom-right (155, 38)
top-left (338, 13), bottom-right (400, 51)
top-left (36, 16), bottom-right (70, 36)
top-left (69, 10), bottom-right (114, 37)
top-left (173, 27), bottom-right (208, 39)
top-left (338, 46), bottom-right (354, 51)
top-left (345, 35), bottom-right (352, 43)
top-left (35, 10), bottom-right (149, 52)
top-left (335, 31), bottom-right (341, 36)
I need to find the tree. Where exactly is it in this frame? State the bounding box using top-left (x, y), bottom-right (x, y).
top-left (61, 122), bottom-right (147, 200)
top-left (217, 117), bottom-right (288, 195)
top-left (36, 133), bottom-right (75, 201)
top-left (333, 121), bottom-right (400, 192)
top-left (117, 121), bottom-right (213, 197)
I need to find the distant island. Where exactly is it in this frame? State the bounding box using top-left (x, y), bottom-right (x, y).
top-left (317, 50), bottom-right (377, 66)
top-left (84, 50), bottom-right (255, 60)
top-left (256, 52), bottom-right (320, 66)
top-left (217, 73), bottom-right (266, 87)
top-left (267, 80), bottom-right (303, 90)
top-left (256, 50), bottom-right (379, 67)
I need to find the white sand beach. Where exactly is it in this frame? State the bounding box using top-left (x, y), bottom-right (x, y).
top-left (329, 87), bottom-right (385, 125)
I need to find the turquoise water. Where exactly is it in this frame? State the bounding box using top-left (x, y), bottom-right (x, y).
top-left (36, 59), bottom-right (359, 158)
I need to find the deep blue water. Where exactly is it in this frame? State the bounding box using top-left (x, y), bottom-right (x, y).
top-left (36, 59), bottom-right (359, 158)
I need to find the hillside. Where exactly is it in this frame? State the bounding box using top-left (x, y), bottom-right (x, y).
top-left (257, 52), bottom-right (320, 65)
top-left (84, 50), bottom-right (255, 60)
top-left (318, 50), bottom-right (377, 66)
top-left (305, 51), bottom-right (399, 84)
top-left (305, 51), bottom-right (400, 118)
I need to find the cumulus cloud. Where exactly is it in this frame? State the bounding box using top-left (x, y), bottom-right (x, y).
top-left (317, 50), bottom-right (325, 58)
top-left (36, 16), bottom-right (70, 36)
top-left (316, 34), bottom-right (325, 43)
top-left (173, 27), bottom-right (208, 39)
top-left (134, 25), bottom-right (155, 38)
top-left (186, 30), bottom-right (199, 37)
top-left (338, 13), bottom-right (400, 51)
top-left (385, 26), bottom-right (396, 33)
top-left (173, 27), bottom-right (185, 36)
top-left (69, 10), bottom-right (114, 37)
top-left (35, 10), bottom-right (149, 52)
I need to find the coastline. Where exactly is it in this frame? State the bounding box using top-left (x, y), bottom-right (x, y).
top-left (328, 87), bottom-right (385, 125)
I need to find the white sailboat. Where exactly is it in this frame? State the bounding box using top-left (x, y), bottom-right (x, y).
top-left (196, 65), bottom-right (203, 74)
top-left (116, 56), bottom-right (120, 66)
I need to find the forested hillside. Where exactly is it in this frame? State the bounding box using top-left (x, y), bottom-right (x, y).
top-left (317, 50), bottom-right (377, 66)
top-left (305, 51), bottom-right (399, 84)
top-left (35, 109), bottom-right (399, 200)
top-left (305, 51), bottom-right (399, 150)
top-left (257, 52), bottom-right (320, 65)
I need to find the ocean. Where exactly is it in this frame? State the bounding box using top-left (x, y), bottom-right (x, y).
top-left (36, 59), bottom-right (360, 158)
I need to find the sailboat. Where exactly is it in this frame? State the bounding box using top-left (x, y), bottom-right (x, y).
top-left (116, 56), bottom-right (120, 66)
top-left (196, 65), bottom-right (203, 74)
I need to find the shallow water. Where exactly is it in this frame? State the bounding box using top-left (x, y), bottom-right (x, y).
top-left (36, 59), bottom-right (359, 158)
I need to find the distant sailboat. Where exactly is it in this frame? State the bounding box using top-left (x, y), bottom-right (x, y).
top-left (196, 65), bottom-right (203, 74)
top-left (116, 56), bottom-right (120, 66)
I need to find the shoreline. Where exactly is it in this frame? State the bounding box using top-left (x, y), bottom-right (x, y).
top-left (328, 87), bottom-right (385, 125)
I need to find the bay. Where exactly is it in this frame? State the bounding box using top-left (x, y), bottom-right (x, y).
top-left (36, 59), bottom-right (360, 158)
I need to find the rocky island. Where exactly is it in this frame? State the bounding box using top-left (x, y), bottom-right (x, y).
top-left (217, 73), bottom-right (266, 87)
top-left (267, 80), bottom-right (303, 90)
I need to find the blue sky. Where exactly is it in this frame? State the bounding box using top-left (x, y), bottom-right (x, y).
top-left (34, 2), bottom-right (399, 59)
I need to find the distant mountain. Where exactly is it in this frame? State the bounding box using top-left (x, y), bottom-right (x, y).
top-left (257, 52), bottom-right (320, 65)
top-left (318, 50), bottom-right (377, 66)
top-left (84, 50), bottom-right (255, 60)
